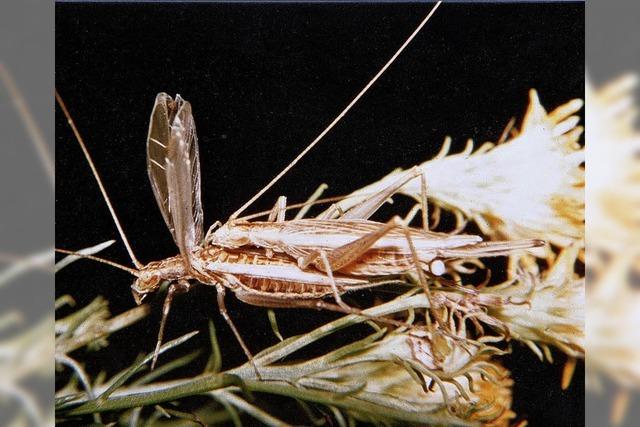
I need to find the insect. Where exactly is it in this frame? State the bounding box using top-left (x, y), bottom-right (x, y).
top-left (56, 88), bottom-right (540, 368)
top-left (55, 3), bottom-right (541, 369)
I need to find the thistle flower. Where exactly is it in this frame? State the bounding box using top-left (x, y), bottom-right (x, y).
top-left (334, 90), bottom-right (584, 251)
top-left (245, 325), bottom-right (514, 426)
top-left (486, 244), bottom-right (584, 361)
top-left (314, 331), bottom-right (515, 427)
top-left (233, 291), bottom-right (517, 426)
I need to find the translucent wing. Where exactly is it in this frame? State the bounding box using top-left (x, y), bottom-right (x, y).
top-left (147, 93), bottom-right (203, 262)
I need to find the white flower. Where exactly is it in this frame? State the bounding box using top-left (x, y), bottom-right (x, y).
top-left (336, 90), bottom-right (584, 251)
top-left (487, 244), bottom-right (584, 361)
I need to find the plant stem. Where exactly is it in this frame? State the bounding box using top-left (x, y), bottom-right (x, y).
top-left (59, 373), bottom-right (240, 416)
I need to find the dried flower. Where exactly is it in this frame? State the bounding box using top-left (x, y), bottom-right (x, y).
top-left (335, 90), bottom-right (584, 251)
top-left (288, 328), bottom-right (514, 426)
top-left (230, 292), bottom-right (516, 426)
top-left (486, 244), bottom-right (584, 361)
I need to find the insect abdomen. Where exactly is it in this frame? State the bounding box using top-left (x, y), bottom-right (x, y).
top-left (241, 277), bottom-right (334, 298)
top-left (199, 246), bottom-right (337, 298)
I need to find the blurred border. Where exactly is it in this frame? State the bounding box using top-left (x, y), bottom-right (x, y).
top-left (0, 0), bottom-right (54, 425)
top-left (586, 1), bottom-right (640, 86)
top-left (586, 1), bottom-right (640, 427)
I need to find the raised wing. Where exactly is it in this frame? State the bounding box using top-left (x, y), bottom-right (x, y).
top-left (147, 93), bottom-right (203, 262)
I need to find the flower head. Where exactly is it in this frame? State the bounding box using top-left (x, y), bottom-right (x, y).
top-left (336, 90), bottom-right (584, 252)
top-left (309, 329), bottom-right (515, 426)
top-left (487, 244), bottom-right (584, 361)
top-left (418, 90), bottom-right (584, 248)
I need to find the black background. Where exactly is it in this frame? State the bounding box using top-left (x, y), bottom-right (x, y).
top-left (56, 2), bottom-right (584, 425)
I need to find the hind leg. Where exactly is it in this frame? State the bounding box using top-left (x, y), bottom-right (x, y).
top-left (215, 284), bottom-right (262, 378)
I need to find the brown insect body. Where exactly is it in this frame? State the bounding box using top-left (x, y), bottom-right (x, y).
top-left (203, 247), bottom-right (380, 306)
top-left (140, 93), bottom-right (427, 299)
top-left (132, 245), bottom-right (378, 305)
top-left (136, 88), bottom-right (542, 357)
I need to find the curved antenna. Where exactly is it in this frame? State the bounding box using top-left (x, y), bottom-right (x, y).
top-left (55, 248), bottom-right (140, 276)
top-left (229, 1), bottom-right (442, 220)
top-left (55, 90), bottom-right (144, 269)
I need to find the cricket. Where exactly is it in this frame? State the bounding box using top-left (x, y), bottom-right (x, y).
top-left (55, 1), bottom-right (543, 374)
top-left (54, 2), bottom-right (586, 424)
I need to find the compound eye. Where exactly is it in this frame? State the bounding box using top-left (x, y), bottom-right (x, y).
top-left (429, 259), bottom-right (446, 276)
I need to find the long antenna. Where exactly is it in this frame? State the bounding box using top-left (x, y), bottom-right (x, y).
top-left (55, 91), bottom-right (144, 269)
top-left (230, 1), bottom-right (442, 220)
top-left (55, 248), bottom-right (140, 276)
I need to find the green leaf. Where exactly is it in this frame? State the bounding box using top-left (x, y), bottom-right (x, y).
top-left (267, 309), bottom-right (284, 342)
top-left (96, 331), bottom-right (199, 402)
top-left (204, 320), bottom-right (222, 373)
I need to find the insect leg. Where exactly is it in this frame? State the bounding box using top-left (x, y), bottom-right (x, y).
top-left (267, 196), bottom-right (287, 223)
top-left (315, 251), bottom-right (414, 328)
top-left (419, 168), bottom-right (429, 232)
top-left (400, 169), bottom-right (429, 229)
top-left (294, 183), bottom-right (329, 220)
top-left (395, 217), bottom-right (433, 301)
top-left (297, 216), bottom-right (439, 308)
top-left (315, 202), bottom-right (344, 220)
top-left (215, 283), bottom-right (262, 378)
top-left (318, 250), bottom-right (350, 311)
top-left (204, 220), bottom-right (223, 244)
top-left (297, 218), bottom-right (399, 270)
top-left (152, 280), bottom-right (192, 369)
top-left (265, 196), bottom-right (288, 257)
top-left (334, 167), bottom-right (422, 221)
